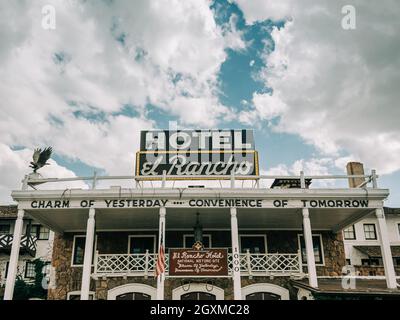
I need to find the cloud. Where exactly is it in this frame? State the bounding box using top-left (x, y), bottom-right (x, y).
top-left (262, 157), bottom-right (338, 188)
top-left (0, 0), bottom-right (248, 191)
top-left (0, 144), bottom-right (87, 204)
top-left (235, 0), bottom-right (400, 174)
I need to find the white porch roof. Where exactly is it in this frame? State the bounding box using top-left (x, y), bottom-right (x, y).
top-left (11, 187), bottom-right (388, 233)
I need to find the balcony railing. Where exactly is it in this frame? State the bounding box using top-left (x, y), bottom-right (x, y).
top-left (21, 170), bottom-right (379, 191)
top-left (0, 234), bottom-right (37, 257)
top-left (93, 251), bottom-right (302, 278)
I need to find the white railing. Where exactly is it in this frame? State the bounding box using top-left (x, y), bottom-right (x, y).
top-left (93, 250), bottom-right (302, 278)
top-left (21, 170), bottom-right (379, 191)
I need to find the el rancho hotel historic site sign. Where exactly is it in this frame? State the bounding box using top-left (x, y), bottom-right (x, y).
top-left (136, 129), bottom-right (259, 179)
top-left (169, 246), bottom-right (229, 277)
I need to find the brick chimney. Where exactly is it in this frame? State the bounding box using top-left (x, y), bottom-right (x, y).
top-left (346, 162), bottom-right (365, 188)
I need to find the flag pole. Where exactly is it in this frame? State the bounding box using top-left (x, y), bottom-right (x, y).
top-left (156, 207), bottom-right (166, 300)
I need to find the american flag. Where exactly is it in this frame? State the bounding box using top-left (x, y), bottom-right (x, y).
top-left (155, 223), bottom-right (166, 278)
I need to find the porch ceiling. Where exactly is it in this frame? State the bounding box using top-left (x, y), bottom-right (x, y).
top-left (25, 206), bottom-right (375, 233)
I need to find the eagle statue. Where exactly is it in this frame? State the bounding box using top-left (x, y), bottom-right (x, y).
top-left (29, 147), bottom-right (53, 173)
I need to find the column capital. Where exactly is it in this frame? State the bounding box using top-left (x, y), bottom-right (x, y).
top-left (375, 208), bottom-right (385, 219)
top-left (302, 208), bottom-right (310, 219)
top-left (88, 207), bottom-right (96, 219)
top-left (159, 206), bottom-right (166, 218)
top-left (230, 207), bottom-right (237, 218)
top-left (17, 209), bottom-right (25, 219)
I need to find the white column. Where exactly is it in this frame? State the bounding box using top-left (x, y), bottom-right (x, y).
top-left (376, 208), bottom-right (397, 289)
top-left (80, 208), bottom-right (96, 300)
top-left (230, 207), bottom-right (242, 300)
top-left (4, 209), bottom-right (25, 300)
top-left (156, 206), bottom-right (166, 300)
top-left (302, 208), bottom-right (318, 288)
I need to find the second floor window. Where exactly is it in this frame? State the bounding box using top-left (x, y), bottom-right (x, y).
top-left (343, 225), bottom-right (356, 240)
top-left (299, 235), bottom-right (324, 265)
top-left (30, 225), bottom-right (50, 240)
top-left (0, 224), bottom-right (10, 235)
top-left (72, 236), bottom-right (86, 266)
top-left (363, 224), bottom-right (377, 240)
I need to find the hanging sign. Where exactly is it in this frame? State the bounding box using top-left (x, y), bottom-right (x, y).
top-left (169, 247), bottom-right (229, 277)
top-left (135, 130), bottom-right (259, 180)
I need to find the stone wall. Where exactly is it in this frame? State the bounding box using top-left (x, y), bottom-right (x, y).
top-left (355, 265), bottom-right (400, 276)
top-left (47, 233), bottom-right (86, 300)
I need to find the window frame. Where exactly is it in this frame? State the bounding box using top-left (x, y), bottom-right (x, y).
top-left (298, 234), bottom-right (325, 266)
top-left (127, 235), bottom-right (157, 254)
top-left (37, 226), bottom-right (50, 240)
top-left (67, 291), bottom-right (95, 300)
top-left (239, 234), bottom-right (268, 254)
top-left (24, 261), bottom-right (36, 279)
top-left (343, 225), bottom-right (356, 240)
top-left (363, 224), bottom-right (377, 240)
top-left (0, 224), bottom-right (10, 235)
top-left (71, 235), bottom-right (97, 267)
top-left (183, 234), bottom-right (212, 248)
top-left (4, 261), bottom-right (9, 279)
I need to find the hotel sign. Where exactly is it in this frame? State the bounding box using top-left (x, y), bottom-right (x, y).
top-left (136, 130), bottom-right (259, 180)
top-left (169, 248), bottom-right (228, 277)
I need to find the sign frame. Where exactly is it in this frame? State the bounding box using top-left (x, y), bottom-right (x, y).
top-left (168, 247), bottom-right (229, 278)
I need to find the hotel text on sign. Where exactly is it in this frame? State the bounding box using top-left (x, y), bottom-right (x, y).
top-left (136, 130), bottom-right (259, 179)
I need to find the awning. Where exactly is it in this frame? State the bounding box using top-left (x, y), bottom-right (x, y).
top-left (354, 245), bottom-right (400, 258)
top-left (292, 279), bottom-right (400, 297)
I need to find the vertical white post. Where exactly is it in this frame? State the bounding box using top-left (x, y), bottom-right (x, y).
top-left (162, 170), bottom-right (167, 188)
top-left (230, 207), bottom-right (242, 300)
top-left (302, 208), bottom-right (318, 288)
top-left (4, 209), bottom-right (25, 300)
top-left (300, 171), bottom-right (306, 189)
top-left (80, 208), bottom-right (96, 300)
top-left (156, 207), bottom-right (166, 300)
top-left (376, 208), bottom-right (397, 289)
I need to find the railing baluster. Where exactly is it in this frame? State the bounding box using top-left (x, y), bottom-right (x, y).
top-left (246, 250), bottom-right (252, 276)
top-left (144, 250), bottom-right (149, 278)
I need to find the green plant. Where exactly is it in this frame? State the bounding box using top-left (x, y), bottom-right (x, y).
top-left (13, 259), bottom-right (48, 300)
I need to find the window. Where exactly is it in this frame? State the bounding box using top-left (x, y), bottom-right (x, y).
top-left (30, 225), bottom-right (50, 240)
top-left (394, 258), bottom-right (400, 266)
top-left (116, 292), bottom-right (151, 300)
top-left (343, 225), bottom-right (356, 240)
top-left (181, 292), bottom-right (216, 300)
top-left (299, 235), bottom-right (324, 265)
top-left (239, 235), bottom-right (267, 254)
top-left (71, 235), bottom-right (97, 266)
top-left (4, 261), bottom-right (9, 279)
top-left (25, 261), bottom-right (36, 279)
top-left (346, 259), bottom-right (351, 265)
top-left (183, 235), bottom-right (212, 248)
top-left (67, 292), bottom-right (95, 300)
top-left (0, 224), bottom-right (10, 235)
top-left (72, 236), bottom-right (86, 266)
top-left (363, 224), bottom-right (377, 240)
top-left (246, 292), bottom-right (281, 300)
top-left (128, 236), bottom-right (156, 254)
top-left (361, 258), bottom-right (380, 266)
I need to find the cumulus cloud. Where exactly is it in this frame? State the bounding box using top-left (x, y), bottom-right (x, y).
top-left (0, 0), bottom-right (247, 199)
top-left (0, 144), bottom-right (87, 204)
top-left (235, 0), bottom-right (400, 175)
